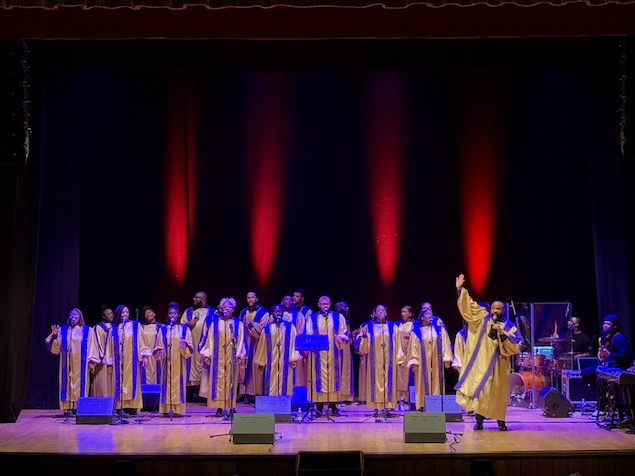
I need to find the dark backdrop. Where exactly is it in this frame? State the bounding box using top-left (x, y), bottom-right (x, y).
top-left (1, 37), bottom-right (632, 417)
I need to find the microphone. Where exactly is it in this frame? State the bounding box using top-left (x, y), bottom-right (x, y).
top-left (169, 317), bottom-right (175, 327)
top-left (135, 308), bottom-right (139, 320)
top-left (565, 302), bottom-right (571, 319)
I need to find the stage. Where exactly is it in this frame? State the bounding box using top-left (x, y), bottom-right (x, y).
top-left (1, 401), bottom-right (634, 476)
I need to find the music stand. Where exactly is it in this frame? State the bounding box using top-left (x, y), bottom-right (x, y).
top-left (295, 334), bottom-right (331, 423)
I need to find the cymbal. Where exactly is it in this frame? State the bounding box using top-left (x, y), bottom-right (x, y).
top-left (538, 337), bottom-right (566, 343)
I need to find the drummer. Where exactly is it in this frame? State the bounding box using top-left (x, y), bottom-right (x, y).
top-left (556, 315), bottom-right (593, 356)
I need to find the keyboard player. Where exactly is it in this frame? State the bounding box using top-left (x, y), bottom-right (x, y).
top-left (581, 314), bottom-right (632, 419)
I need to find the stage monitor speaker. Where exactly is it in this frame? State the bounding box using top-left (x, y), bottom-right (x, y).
top-left (296, 451), bottom-right (363, 476)
top-left (538, 386), bottom-right (572, 418)
top-left (403, 411), bottom-right (447, 443)
top-left (141, 384), bottom-right (160, 411)
top-left (256, 395), bottom-right (292, 423)
top-left (231, 413), bottom-right (275, 444)
top-left (425, 395), bottom-right (463, 422)
top-left (76, 397), bottom-right (115, 424)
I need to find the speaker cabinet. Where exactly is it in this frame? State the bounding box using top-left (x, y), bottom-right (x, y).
top-left (538, 386), bottom-right (572, 418)
top-left (76, 397), bottom-right (115, 424)
top-left (231, 413), bottom-right (275, 444)
top-left (141, 384), bottom-right (160, 411)
top-left (296, 451), bottom-right (363, 476)
top-left (425, 395), bottom-right (463, 422)
top-left (562, 370), bottom-right (598, 403)
top-left (403, 411), bottom-right (447, 443)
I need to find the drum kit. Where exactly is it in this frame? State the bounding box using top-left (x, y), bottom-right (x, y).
top-left (510, 336), bottom-right (573, 407)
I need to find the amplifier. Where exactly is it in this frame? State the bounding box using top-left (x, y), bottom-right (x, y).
top-left (561, 370), bottom-right (597, 404)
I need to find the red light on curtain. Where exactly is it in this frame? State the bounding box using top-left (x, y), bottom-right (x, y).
top-left (244, 74), bottom-right (290, 287)
top-left (459, 78), bottom-right (505, 294)
top-left (164, 81), bottom-right (196, 284)
top-left (366, 73), bottom-right (405, 287)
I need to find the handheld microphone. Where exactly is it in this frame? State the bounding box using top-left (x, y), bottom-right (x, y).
top-left (169, 317), bottom-right (175, 326)
top-left (135, 308), bottom-right (139, 320)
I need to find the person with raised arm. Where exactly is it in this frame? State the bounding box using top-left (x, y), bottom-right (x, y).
top-left (454, 273), bottom-right (522, 431)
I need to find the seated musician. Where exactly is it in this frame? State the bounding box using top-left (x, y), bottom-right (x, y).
top-left (581, 314), bottom-right (632, 418)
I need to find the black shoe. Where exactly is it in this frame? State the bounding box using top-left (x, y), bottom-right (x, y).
top-left (229, 408), bottom-right (236, 416)
top-left (497, 420), bottom-right (508, 431)
top-left (215, 408), bottom-right (223, 417)
top-left (331, 408), bottom-right (340, 416)
top-left (474, 413), bottom-right (484, 430)
top-left (372, 409), bottom-right (379, 418)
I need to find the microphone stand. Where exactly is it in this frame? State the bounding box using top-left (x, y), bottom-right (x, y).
top-left (378, 322), bottom-right (389, 422)
top-left (225, 318), bottom-right (236, 421)
top-left (276, 320), bottom-right (282, 396)
top-left (167, 323), bottom-right (174, 420)
top-left (322, 312), bottom-right (335, 422)
top-left (65, 329), bottom-right (73, 420)
top-left (300, 346), bottom-right (319, 423)
top-left (114, 322), bottom-right (129, 424)
top-left (438, 326), bottom-right (446, 414)
top-left (569, 327), bottom-right (576, 371)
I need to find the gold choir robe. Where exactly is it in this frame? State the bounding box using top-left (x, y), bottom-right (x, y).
top-left (239, 305), bottom-right (271, 397)
top-left (338, 318), bottom-right (355, 402)
top-left (153, 323), bottom-right (193, 415)
top-left (199, 316), bottom-right (247, 410)
top-left (283, 308), bottom-right (307, 388)
top-left (454, 288), bottom-right (522, 421)
top-left (406, 318), bottom-right (454, 411)
top-left (47, 325), bottom-right (100, 412)
top-left (397, 319), bottom-right (415, 402)
top-left (180, 305), bottom-right (211, 387)
top-left (106, 320), bottom-right (153, 411)
top-left (92, 320), bottom-right (114, 397)
top-left (305, 311), bottom-right (350, 403)
top-left (356, 320), bottom-right (404, 410)
top-left (142, 322), bottom-right (162, 385)
top-left (254, 321), bottom-right (301, 396)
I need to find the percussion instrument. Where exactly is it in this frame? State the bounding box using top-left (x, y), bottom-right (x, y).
top-left (517, 352), bottom-right (546, 370)
top-left (537, 337), bottom-right (566, 344)
top-left (509, 372), bottom-right (548, 397)
top-left (546, 357), bottom-right (573, 372)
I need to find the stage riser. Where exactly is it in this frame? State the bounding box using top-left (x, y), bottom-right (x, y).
top-left (2, 454), bottom-right (635, 476)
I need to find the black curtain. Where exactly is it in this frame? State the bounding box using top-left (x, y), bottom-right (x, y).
top-left (1, 37), bottom-right (632, 420)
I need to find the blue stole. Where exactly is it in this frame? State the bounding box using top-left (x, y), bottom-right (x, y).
top-left (210, 316), bottom-right (240, 401)
top-left (184, 305), bottom-right (210, 379)
top-left (263, 322), bottom-right (292, 395)
top-left (311, 311), bottom-right (341, 392)
top-left (141, 323), bottom-right (163, 385)
top-left (411, 318), bottom-right (444, 396)
top-left (455, 314), bottom-right (516, 398)
top-left (368, 320), bottom-right (395, 401)
top-left (339, 318), bottom-right (354, 395)
top-left (113, 320), bottom-right (141, 402)
top-left (59, 325), bottom-right (90, 401)
top-left (241, 306), bottom-right (268, 386)
top-left (290, 309), bottom-right (300, 328)
top-left (159, 325), bottom-right (189, 404)
top-left (96, 321), bottom-right (110, 359)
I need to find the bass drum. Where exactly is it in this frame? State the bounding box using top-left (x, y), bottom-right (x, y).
top-left (509, 372), bottom-right (548, 397)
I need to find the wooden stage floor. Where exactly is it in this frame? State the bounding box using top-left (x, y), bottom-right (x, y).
top-left (1, 401), bottom-right (634, 476)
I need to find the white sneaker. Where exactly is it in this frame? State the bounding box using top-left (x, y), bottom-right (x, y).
top-left (590, 410), bottom-right (606, 418)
